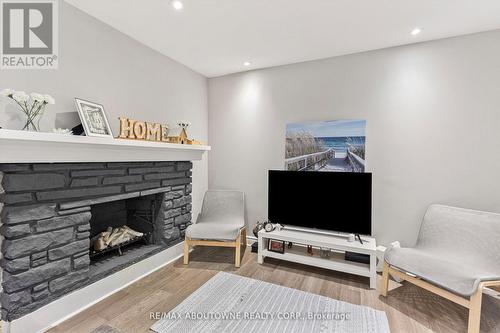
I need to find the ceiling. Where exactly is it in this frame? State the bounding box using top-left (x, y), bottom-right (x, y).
top-left (65, 0), bottom-right (500, 78)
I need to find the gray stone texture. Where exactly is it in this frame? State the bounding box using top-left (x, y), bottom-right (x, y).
top-left (1, 193), bottom-right (33, 204)
top-left (140, 187), bottom-right (171, 196)
top-left (164, 171), bottom-right (187, 179)
top-left (32, 257), bottom-right (48, 267)
top-left (31, 252), bottom-right (46, 261)
top-left (0, 161), bottom-right (192, 321)
top-left (125, 181), bottom-right (161, 192)
top-left (74, 255), bottom-right (90, 270)
top-left (0, 164), bottom-right (30, 172)
top-left (176, 162), bottom-right (193, 171)
top-left (3, 258), bottom-right (71, 293)
top-left (174, 213), bottom-right (191, 226)
top-left (163, 200), bottom-right (173, 210)
top-left (3, 228), bottom-right (74, 259)
top-left (164, 208), bottom-right (182, 219)
top-left (173, 195), bottom-right (192, 208)
top-left (36, 212), bottom-right (91, 232)
top-left (36, 186), bottom-right (122, 201)
top-left (77, 224), bottom-right (91, 231)
top-left (32, 288), bottom-right (50, 301)
top-left (102, 175), bottom-right (142, 185)
top-left (164, 190), bottom-right (184, 200)
top-left (1, 204), bottom-right (56, 225)
top-left (70, 177), bottom-right (99, 187)
top-left (49, 269), bottom-right (89, 293)
top-left (32, 282), bottom-right (48, 293)
top-left (76, 231), bottom-right (91, 240)
top-left (48, 239), bottom-right (89, 260)
top-left (1, 224), bottom-right (31, 238)
top-left (33, 163), bottom-right (105, 171)
top-left (3, 173), bottom-right (65, 191)
top-left (129, 166), bottom-right (174, 174)
top-left (162, 178), bottom-right (191, 187)
top-left (60, 192), bottom-right (140, 210)
top-left (164, 228), bottom-right (180, 240)
top-left (0, 290), bottom-right (31, 310)
top-left (71, 169), bottom-right (125, 177)
top-left (58, 206), bottom-right (91, 216)
top-left (1, 257), bottom-right (30, 274)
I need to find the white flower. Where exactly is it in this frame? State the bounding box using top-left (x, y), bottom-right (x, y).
top-left (12, 91), bottom-right (29, 103)
top-left (43, 94), bottom-right (55, 104)
top-left (30, 93), bottom-right (45, 102)
top-left (0, 89), bottom-right (15, 97)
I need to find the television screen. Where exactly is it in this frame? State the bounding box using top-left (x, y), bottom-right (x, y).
top-left (268, 170), bottom-right (372, 235)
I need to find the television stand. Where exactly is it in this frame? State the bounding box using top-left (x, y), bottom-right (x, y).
top-left (258, 229), bottom-right (377, 289)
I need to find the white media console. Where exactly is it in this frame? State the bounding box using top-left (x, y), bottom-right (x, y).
top-left (258, 229), bottom-right (378, 289)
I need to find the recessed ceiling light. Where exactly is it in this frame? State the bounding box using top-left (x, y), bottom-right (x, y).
top-left (243, 61), bottom-right (251, 67)
top-left (411, 28), bottom-right (421, 36)
top-left (171, 0), bottom-right (183, 10)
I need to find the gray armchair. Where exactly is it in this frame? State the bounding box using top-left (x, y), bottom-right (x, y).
top-left (183, 190), bottom-right (246, 267)
top-left (380, 204), bottom-right (500, 333)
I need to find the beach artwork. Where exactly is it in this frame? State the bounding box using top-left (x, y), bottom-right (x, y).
top-left (285, 120), bottom-right (366, 172)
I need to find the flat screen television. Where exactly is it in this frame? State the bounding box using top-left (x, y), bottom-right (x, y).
top-left (268, 170), bottom-right (372, 235)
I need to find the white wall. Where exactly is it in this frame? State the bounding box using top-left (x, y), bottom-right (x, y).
top-left (208, 29), bottom-right (500, 246)
top-left (0, 2), bottom-right (208, 218)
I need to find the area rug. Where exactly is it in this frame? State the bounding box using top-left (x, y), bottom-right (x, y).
top-left (151, 272), bottom-right (390, 333)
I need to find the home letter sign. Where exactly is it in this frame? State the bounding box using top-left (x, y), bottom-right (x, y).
top-left (118, 117), bottom-right (168, 142)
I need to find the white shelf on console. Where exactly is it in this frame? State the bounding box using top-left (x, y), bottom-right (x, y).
top-left (0, 129), bottom-right (210, 163)
top-left (258, 229), bottom-right (377, 289)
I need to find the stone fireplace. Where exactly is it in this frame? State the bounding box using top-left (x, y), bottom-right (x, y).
top-left (0, 161), bottom-right (193, 321)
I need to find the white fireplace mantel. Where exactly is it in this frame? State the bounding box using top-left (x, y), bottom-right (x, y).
top-left (0, 129), bottom-right (210, 163)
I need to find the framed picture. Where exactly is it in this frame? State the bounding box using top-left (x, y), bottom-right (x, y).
top-left (285, 119), bottom-right (366, 172)
top-left (74, 98), bottom-right (113, 137)
top-left (268, 239), bottom-right (285, 254)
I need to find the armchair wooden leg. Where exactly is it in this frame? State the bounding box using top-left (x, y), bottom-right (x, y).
top-left (380, 261), bottom-right (390, 297)
top-left (241, 227), bottom-right (247, 247)
top-left (183, 239), bottom-right (190, 265)
top-left (235, 229), bottom-right (242, 268)
top-left (467, 284), bottom-right (484, 333)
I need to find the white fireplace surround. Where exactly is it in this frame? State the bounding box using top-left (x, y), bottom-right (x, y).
top-left (0, 129), bottom-right (210, 163)
top-left (0, 129), bottom-right (210, 333)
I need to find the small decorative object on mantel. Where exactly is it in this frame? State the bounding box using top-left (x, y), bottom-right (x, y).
top-left (52, 128), bottom-right (73, 135)
top-left (118, 117), bottom-right (169, 142)
top-left (118, 118), bottom-right (206, 145)
top-left (166, 121), bottom-right (190, 144)
top-left (74, 98), bottom-right (113, 137)
top-left (1, 89), bottom-right (55, 131)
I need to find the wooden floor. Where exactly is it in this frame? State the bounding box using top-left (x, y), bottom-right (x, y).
top-left (49, 246), bottom-right (500, 333)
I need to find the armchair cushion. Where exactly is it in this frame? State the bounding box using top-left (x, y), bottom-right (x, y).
top-left (186, 222), bottom-right (242, 241)
top-left (185, 190), bottom-right (245, 241)
top-left (385, 204), bottom-right (500, 296)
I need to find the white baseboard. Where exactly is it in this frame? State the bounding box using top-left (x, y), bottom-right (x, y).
top-left (4, 242), bottom-right (185, 333)
top-left (246, 235), bottom-right (256, 246)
